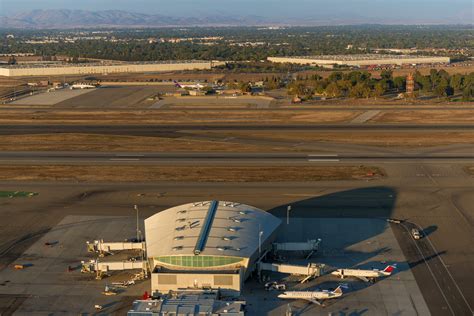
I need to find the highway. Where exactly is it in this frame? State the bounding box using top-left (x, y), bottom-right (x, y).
top-left (0, 124), bottom-right (473, 136)
top-left (0, 151), bottom-right (473, 164)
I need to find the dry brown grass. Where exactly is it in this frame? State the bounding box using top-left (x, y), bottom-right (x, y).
top-left (0, 133), bottom-right (291, 152)
top-left (1, 130), bottom-right (472, 152)
top-left (193, 131), bottom-right (474, 147)
top-left (0, 165), bottom-right (384, 182)
top-left (464, 166), bottom-right (474, 176)
top-left (372, 110), bottom-right (474, 124)
top-left (0, 109), bottom-right (360, 124)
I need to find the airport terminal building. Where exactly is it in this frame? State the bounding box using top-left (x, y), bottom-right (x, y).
top-left (144, 201), bottom-right (281, 296)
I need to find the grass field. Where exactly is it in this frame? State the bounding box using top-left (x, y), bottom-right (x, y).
top-left (372, 110), bottom-right (474, 124)
top-left (0, 191), bottom-right (38, 198)
top-left (191, 130), bottom-right (474, 147)
top-left (464, 166), bottom-right (474, 176)
top-left (0, 109), bottom-right (360, 124)
top-left (1, 108), bottom-right (473, 125)
top-left (1, 131), bottom-right (472, 152)
top-left (0, 133), bottom-right (292, 152)
top-left (0, 165), bottom-right (384, 182)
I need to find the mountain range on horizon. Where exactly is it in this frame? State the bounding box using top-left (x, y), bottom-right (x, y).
top-left (0, 9), bottom-right (472, 29)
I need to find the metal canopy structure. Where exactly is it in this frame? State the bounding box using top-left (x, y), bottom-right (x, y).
top-left (144, 201), bottom-right (281, 261)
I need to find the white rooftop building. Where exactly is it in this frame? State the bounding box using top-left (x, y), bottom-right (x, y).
top-left (144, 201), bottom-right (281, 296)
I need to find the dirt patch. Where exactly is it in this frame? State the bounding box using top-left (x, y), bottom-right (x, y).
top-left (0, 165), bottom-right (384, 182)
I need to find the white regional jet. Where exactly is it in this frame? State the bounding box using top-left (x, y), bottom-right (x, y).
top-left (278, 284), bottom-right (347, 306)
top-left (173, 80), bottom-right (207, 89)
top-left (331, 265), bottom-right (396, 283)
top-left (70, 83), bottom-right (98, 90)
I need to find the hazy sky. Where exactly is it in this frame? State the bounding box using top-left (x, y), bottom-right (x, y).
top-left (1, 0), bottom-right (473, 23)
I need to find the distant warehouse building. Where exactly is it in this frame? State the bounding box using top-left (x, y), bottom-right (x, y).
top-left (144, 200), bottom-right (281, 296)
top-left (0, 60), bottom-right (225, 77)
top-left (267, 54), bottom-right (450, 67)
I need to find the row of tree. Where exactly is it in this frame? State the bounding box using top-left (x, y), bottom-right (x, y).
top-left (283, 70), bottom-right (473, 100)
top-left (1, 25), bottom-right (471, 62)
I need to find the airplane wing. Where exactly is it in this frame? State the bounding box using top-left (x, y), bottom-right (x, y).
top-left (308, 299), bottom-right (322, 306)
top-left (356, 276), bottom-right (370, 282)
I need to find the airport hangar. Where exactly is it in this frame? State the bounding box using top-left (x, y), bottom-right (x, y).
top-left (0, 60), bottom-right (226, 77)
top-left (144, 200), bottom-right (281, 296)
top-left (267, 54), bottom-right (450, 67)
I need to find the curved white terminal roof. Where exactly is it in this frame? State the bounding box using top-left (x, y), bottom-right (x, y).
top-left (145, 201), bottom-right (281, 259)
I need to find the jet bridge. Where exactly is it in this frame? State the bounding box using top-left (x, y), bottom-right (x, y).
top-left (86, 240), bottom-right (145, 253)
top-left (273, 239), bottom-right (321, 259)
top-left (81, 258), bottom-right (148, 273)
top-left (258, 262), bottom-right (324, 276)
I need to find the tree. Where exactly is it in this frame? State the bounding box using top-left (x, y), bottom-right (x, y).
top-left (462, 85), bottom-right (473, 101)
top-left (416, 75), bottom-right (432, 93)
top-left (433, 79), bottom-right (449, 98)
top-left (393, 76), bottom-right (406, 91)
top-left (374, 82), bottom-right (386, 97)
top-left (350, 83), bottom-right (371, 98)
top-left (380, 69), bottom-right (393, 80)
top-left (325, 82), bottom-right (342, 98)
top-left (450, 74), bottom-right (464, 92)
top-left (328, 72), bottom-right (343, 82)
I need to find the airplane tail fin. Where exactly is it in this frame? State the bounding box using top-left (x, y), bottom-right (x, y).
top-left (334, 283), bottom-right (349, 295)
top-left (383, 265), bottom-right (396, 273)
top-left (173, 80), bottom-right (182, 88)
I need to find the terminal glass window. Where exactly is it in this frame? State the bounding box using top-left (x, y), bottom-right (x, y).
top-left (155, 255), bottom-right (242, 268)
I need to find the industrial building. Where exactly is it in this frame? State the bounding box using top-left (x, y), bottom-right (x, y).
top-left (144, 201), bottom-right (281, 296)
top-left (267, 54), bottom-right (450, 67)
top-left (0, 60), bottom-right (225, 77)
top-left (128, 291), bottom-right (245, 316)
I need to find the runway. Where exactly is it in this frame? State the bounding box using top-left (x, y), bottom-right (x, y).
top-left (0, 151), bottom-right (473, 164)
top-left (0, 124), bottom-right (473, 136)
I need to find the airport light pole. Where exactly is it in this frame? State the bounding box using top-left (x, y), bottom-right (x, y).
top-left (258, 230), bottom-right (264, 257)
top-left (286, 205), bottom-right (292, 225)
top-left (134, 205), bottom-right (139, 242)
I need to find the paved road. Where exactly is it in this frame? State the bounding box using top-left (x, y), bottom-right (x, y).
top-left (391, 221), bottom-right (473, 316)
top-left (0, 124), bottom-right (473, 136)
top-left (0, 151), bottom-right (473, 165)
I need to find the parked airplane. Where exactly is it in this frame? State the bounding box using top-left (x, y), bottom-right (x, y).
top-left (173, 80), bottom-right (207, 89)
top-left (278, 284), bottom-right (347, 306)
top-left (70, 83), bottom-right (98, 90)
top-left (331, 265), bottom-right (396, 282)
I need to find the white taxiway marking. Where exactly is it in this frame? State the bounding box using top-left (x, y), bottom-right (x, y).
top-left (307, 159), bottom-right (340, 162)
top-left (115, 154), bottom-right (144, 157)
top-left (307, 154), bottom-right (339, 157)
